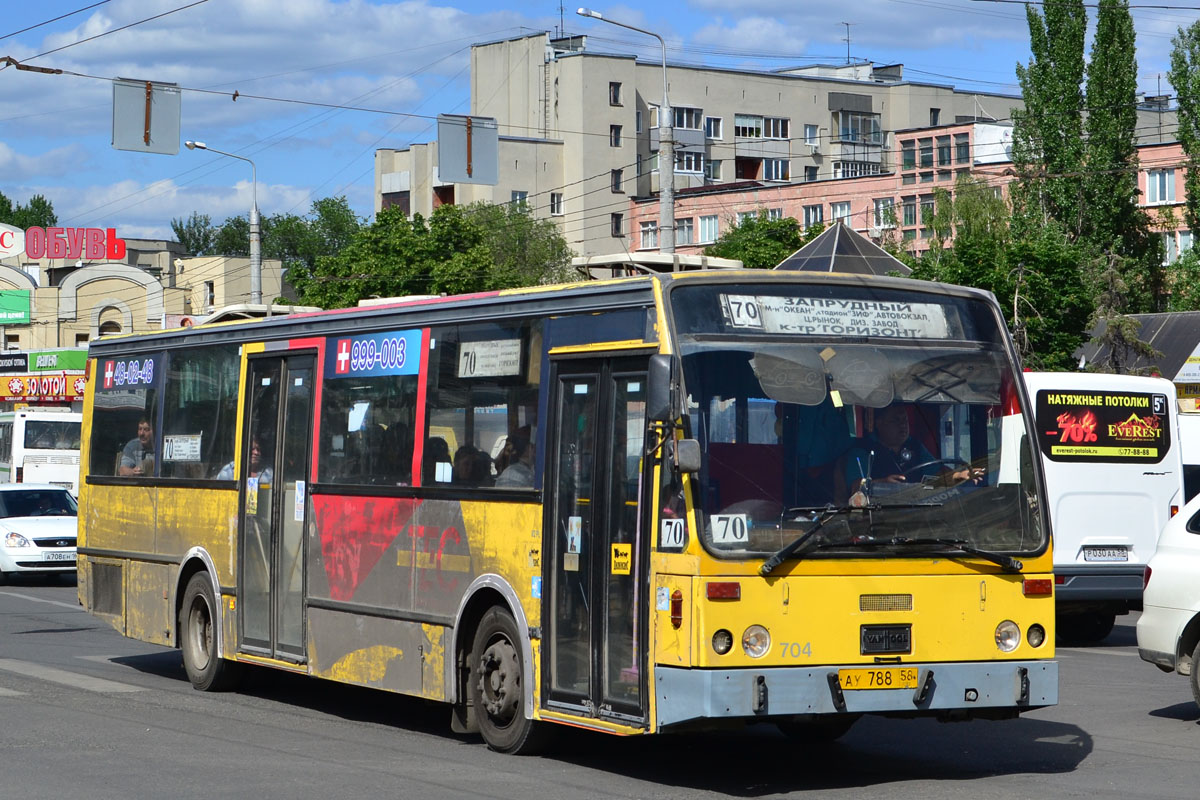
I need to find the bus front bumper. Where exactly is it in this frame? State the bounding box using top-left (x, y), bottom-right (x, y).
top-left (654, 660), bottom-right (1058, 728)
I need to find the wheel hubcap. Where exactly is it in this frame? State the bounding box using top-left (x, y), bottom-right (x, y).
top-left (478, 636), bottom-right (520, 724)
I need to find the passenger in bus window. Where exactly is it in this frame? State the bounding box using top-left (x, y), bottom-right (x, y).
top-left (453, 444), bottom-right (493, 487)
top-left (422, 437), bottom-right (452, 485)
top-left (118, 418), bottom-right (155, 476)
top-left (217, 436), bottom-right (273, 485)
top-left (845, 403), bottom-right (979, 492)
top-left (495, 428), bottom-right (534, 488)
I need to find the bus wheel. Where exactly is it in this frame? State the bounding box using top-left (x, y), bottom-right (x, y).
top-left (776, 714), bottom-right (860, 744)
top-left (180, 573), bottom-right (239, 692)
top-left (470, 607), bottom-right (544, 754)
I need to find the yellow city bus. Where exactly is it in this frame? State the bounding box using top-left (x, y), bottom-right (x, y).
top-left (77, 271), bottom-right (1056, 753)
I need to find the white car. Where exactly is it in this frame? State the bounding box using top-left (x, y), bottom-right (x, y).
top-left (1137, 491), bottom-right (1200, 707)
top-left (0, 484), bottom-right (77, 582)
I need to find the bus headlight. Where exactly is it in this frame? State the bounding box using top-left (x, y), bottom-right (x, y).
top-left (741, 625), bottom-right (770, 658)
top-left (712, 629), bottom-right (733, 655)
top-left (995, 620), bottom-right (1021, 652)
top-left (1026, 624), bottom-right (1046, 648)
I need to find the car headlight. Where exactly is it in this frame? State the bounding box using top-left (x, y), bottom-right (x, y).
top-left (742, 625), bottom-right (771, 658)
top-left (995, 620), bottom-right (1021, 652)
top-left (4, 532), bottom-right (31, 548)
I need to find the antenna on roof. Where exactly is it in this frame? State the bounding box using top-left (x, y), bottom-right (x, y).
top-left (841, 22), bottom-right (854, 65)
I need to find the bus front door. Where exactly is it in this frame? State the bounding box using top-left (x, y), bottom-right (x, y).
top-left (238, 354), bottom-right (315, 663)
top-left (546, 356), bottom-right (648, 725)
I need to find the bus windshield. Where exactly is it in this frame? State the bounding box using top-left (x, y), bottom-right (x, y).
top-left (670, 282), bottom-right (1045, 561)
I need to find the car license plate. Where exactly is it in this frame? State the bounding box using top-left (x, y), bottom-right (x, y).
top-left (44, 552), bottom-right (75, 562)
top-left (838, 667), bottom-right (920, 690)
top-left (1083, 546), bottom-right (1128, 562)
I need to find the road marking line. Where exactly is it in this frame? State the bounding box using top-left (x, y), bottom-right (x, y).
top-left (0, 687), bottom-right (24, 696)
top-left (1057, 647), bottom-right (1139, 657)
top-left (0, 659), bottom-right (144, 693)
top-left (0, 591), bottom-right (82, 611)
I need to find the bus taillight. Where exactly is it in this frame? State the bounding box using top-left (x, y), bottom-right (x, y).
top-left (1144, 565), bottom-right (1152, 589)
top-left (1023, 578), bottom-right (1052, 595)
top-left (14, 467), bottom-right (22, 483)
top-left (1171, 504), bottom-right (1180, 517)
top-left (670, 590), bottom-right (683, 629)
top-left (706, 581), bottom-right (740, 600)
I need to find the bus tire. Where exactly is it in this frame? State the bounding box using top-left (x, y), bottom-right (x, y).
top-left (180, 573), bottom-right (239, 692)
top-left (470, 607), bottom-right (544, 754)
top-left (776, 714), bottom-right (860, 744)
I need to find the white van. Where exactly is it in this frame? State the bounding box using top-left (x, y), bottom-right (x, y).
top-left (1024, 372), bottom-right (1184, 644)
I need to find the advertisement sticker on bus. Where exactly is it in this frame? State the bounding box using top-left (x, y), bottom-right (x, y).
top-left (719, 294), bottom-right (951, 339)
top-left (1034, 389), bottom-right (1170, 463)
top-left (326, 330), bottom-right (422, 378)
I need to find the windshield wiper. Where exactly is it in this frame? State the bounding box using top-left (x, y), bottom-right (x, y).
top-left (878, 537), bottom-right (1023, 572)
top-left (760, 506), bottom-right (867, 576)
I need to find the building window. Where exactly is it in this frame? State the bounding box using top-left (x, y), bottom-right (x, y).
top-left (1182, 230), bottom-right (1194, 253)
top-left (764, 117), bottom-right (789, 139)
top-left (1162, 231), bottom-right (1179, 265)
top-left (609, 81), bottom-right (621, 105)
top-left (203, 281), bottom-right (215, 310)
top-left (902, 196), bottom-right (917, 227)
top-left (919, 171), bottom-right (934, 183)
top-left (938, 170), bottom-right (952, 182)
top-left (649, 105), bottom-right (659, 129)
top-left (511, 190), bottom-right (528, 206)
top-left (763, 158), bottom-right (790, 181)
top-left (610, 125), bottom-right (622, 147)
top-left (902, 141), bottom-right (916, 170)
top-left (675, 151), bottom-right (704, 173)
top-left (611, 213), bottom-right (623, 237)
top-left (902, 173), bottom-right (917, 186)
top-left (919, 138), bottom-right (933, 168)
top-left (873, 197), bottom-right (895, 228)
top-left (955, 133), bottom-right (970, 163)
top-left (834, 111), bottom-right (882, 145)
top-left (804, 166), bottom-right (818, 182)
top-left (737, 211), bottom-right (757, 226)
top-left (1146, 169), bottom-right (1176, 204)
top-left (676, 217), bottom-right (694, 245)
top-left (611, 169), bottom-right (623, 193)
top-left (767, 208), bottom-right (783, 220)
top-left (831, 201), bottom-right (851, 222)
top-left (698, 214), bottom-right (719, 243)
top-left (636, 110), bottom-right (642, 133)
top-left (705, 159), bottom-right (722, 181)
top-left (640, 221), bottom-right (659, 250)
top-left (549, 192), bottom-right (563, 216)
top-left (803, 205), bottom-right (824, 229)
top-left (804, 124), bottom-right (819, 146)
top-left (734, 114), bottom-right (763, 138)
top-left (930, 108), bottom-right (940, 126)
top-left (705, 116), bottom-right (723, 139)
top-left (937, 136), bottom-right (952, 166)
top-left (832, 161), bottom-right (881, 179)
top-left (673, 107), bottom-right (703, 130)
top-left (920, 194), bottom-right (936, 225)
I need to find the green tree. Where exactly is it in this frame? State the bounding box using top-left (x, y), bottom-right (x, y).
top-left (170, 211), bottom-right (216, 256)
top-left (1011, 0), bottom-right (1087, 237)
top-left (1170, 21), bottom-right (1200, 235)
top-left (213, 215), bottom-right (250, 256)
top-left (1166, 247), bottom-right (1200, 311)
top-left (0, 191), bottom-right (57, 229)
top-left (290, 202), bottom-right (574, 309)
top-left (1084, 0), bottom-right (1161, 309)
top-left (1086, 254), bottom-right (1163, 373)
top-left (704, 211), bottom-right (804, 269)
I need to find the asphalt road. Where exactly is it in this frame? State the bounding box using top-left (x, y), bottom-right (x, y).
top-left (0, 576), bottom-right (1196, 799)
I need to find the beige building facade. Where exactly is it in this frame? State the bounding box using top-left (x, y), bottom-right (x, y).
top-left (376, 32), bottom-right (1026, 257)
top-left (0, 238), bottom-right (284, 349)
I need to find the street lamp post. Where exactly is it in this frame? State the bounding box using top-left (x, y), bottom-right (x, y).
top-left (576, 8), bottom-right (674, 255)
top-left (184, 140), bottom-right (261, 305)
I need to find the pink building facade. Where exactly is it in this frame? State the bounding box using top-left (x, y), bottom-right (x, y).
top-left (628, 123), bottom-right (1194, 265)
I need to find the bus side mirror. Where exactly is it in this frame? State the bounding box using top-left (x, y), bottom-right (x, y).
top-left (648, 354), bottom-right (678, 423)
top-left (671, 438), bottom-right (702, 474)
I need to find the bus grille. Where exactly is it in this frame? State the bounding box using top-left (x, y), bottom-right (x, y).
top-left (91, 563), bottom-right (123, 615)
top-left (860, 594), bottom-right (913, 611)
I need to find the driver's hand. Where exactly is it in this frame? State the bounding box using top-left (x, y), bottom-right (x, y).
top-left (880, 473), bottom-right (906, 483)
top-left (954, 467), bottom-right (985, 483)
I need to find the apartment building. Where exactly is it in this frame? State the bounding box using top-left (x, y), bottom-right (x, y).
top-left (375, 31), bottom-right (1024, 257)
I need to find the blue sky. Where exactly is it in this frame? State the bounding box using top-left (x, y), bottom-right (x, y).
top-left (1, 0), bottom-right (1196, 242)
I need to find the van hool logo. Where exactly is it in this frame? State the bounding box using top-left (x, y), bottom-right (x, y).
top-left (1109, 413), bottom-right (1162, 442)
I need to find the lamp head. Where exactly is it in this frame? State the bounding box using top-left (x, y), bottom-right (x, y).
top-left (577, 8), bottom-right (601, 18)
top-left (184, 140), bottom-right (207, 151)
